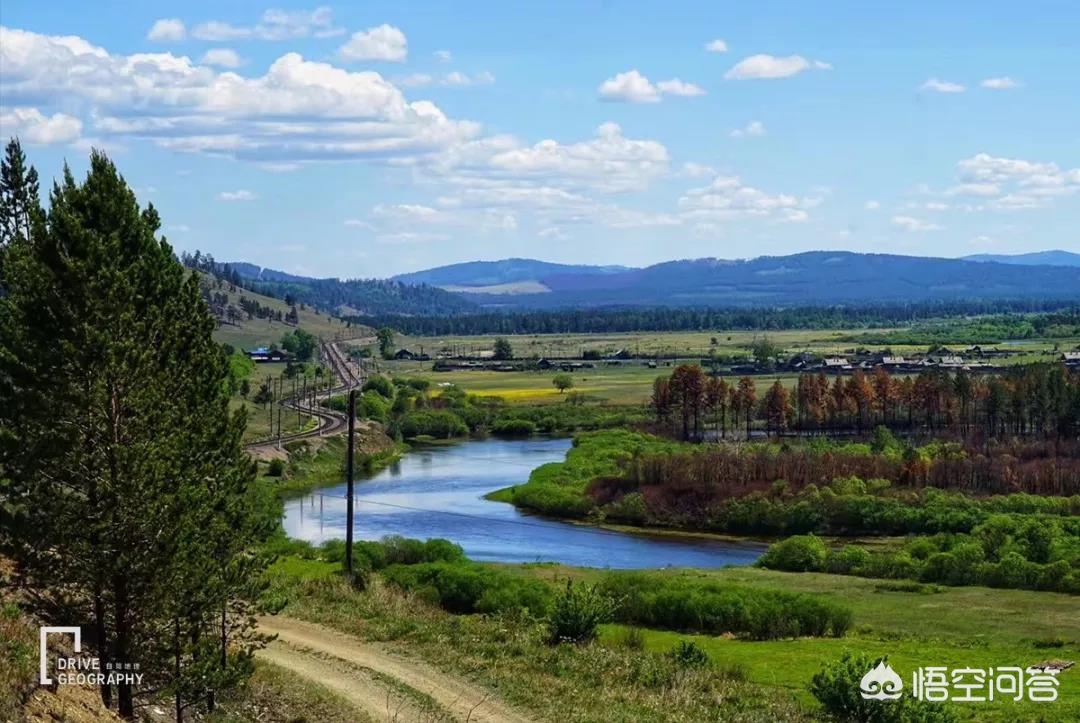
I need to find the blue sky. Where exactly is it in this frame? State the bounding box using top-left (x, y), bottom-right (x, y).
top-left (1, 1), bottom-right (1077, 276)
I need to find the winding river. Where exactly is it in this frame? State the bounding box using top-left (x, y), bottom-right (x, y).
top-left (281, 437), bottom-right (765, 569)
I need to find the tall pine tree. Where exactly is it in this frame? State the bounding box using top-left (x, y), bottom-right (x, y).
top-left (0, 147), bottom-right (269, 719)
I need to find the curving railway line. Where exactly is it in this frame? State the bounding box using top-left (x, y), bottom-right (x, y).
top-left (244, 337), bottom-right (370, 452)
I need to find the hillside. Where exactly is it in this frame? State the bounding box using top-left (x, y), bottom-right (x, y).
top-left (391, 258), bottom-right (630, 291)
top-left (195, 272), bottom-right (357, 349)
top-left (452, 251), bottom-right (1080, 308)
top-left (227, 263), bottom-right (477, 316)
top-left (963, 250), bottom-right (1080, 267)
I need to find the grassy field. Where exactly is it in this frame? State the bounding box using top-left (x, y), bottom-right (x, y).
top-left (369, 328), bottom-right (1073, 408)
top-left (267, 555), bottom-right (1079, 723)
top-left (387, 329), bottom-right (1074, 363)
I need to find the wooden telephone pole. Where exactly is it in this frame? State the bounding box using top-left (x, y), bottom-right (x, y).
top-left (345, 389), bottom-right (356, 575)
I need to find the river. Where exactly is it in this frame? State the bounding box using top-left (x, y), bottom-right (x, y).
top-left (281, 436), bottom-right (766, 569)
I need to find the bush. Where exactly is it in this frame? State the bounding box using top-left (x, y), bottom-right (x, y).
top-left (546, 581), bottom-right (617, 645)
top-left (359, 390), bottom-right (390, 422)
top-left (362, 376), bottom-right (395, 398)
top-left (266, 458), bottom-right (285, 477)
top-left (398, 410), bottom-right (469, 439)
top-left (668, 640), bottom-right (710, 669)
top-left (827, 545), bottom-right (871, 575)
top-left (758, 534), bottom-right (828, 572)
top-left (810, 651), bottom-right (957, 723)
top-left (383, 561), bottom-right (551, 616)
top-left (597, 572), bottom-right (852, 640)
top-left (491, 418), bottom-right (538, 436)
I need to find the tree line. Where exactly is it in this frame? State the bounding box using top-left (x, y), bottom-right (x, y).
top-left (1, 140), bottom-right (271, 719)
top-left (349, 302), bottom-right (1079, 337)
top-left (651, 363), bottom-right (1080, 441)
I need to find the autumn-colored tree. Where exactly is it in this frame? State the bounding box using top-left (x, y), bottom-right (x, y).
top-left (847, 370), bottom-right (876, 434)
top-left (736, 376), bottom-right (757, 438)
top-left (669, 364), bottom-right (707, 440)
top-left (763, 380), bottom-right (793, 436)
top-left (705, 376), bottom-right (730, 439)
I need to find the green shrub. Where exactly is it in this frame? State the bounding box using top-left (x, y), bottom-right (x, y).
top-left (362, 376), bottom-right (395, 398)
top-left (758, 534), bottom-right (828, 572)
top-left (810, 651), bottom-right (958, 723)
top-left (398, 410), bottom-right (469, 439)
top-left (546, 581), bottom-right (617, 645)
top-left (668, 640), bottom-right (710, 669)
top-left (382, 561), bottom-right (551, 616)
top-left (266, 458), bottom-right (285, 477)
top-left (491, 418), bottom-right (538, 436)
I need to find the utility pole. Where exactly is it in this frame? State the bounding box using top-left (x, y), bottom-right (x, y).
top-left (345, 389), bottom-right (356, 575)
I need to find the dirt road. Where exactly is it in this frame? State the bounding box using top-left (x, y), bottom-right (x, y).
top-left (256, 616), bottom-right (536, 723)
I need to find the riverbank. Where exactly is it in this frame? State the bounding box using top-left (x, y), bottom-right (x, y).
top-left (261, 541), bottom-right (1080, 723)
top-left (279, 436), bottom-right (766, 568)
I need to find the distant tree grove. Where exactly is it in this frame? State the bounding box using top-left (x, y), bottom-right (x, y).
top-left (651, 363), bottom-right (1080, 442)
top-left (0, 140), bottom-right (272, 720)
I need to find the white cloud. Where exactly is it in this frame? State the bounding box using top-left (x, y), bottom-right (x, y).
top-left (376, 231), bottom-right (450, 244)
top-left (944, 183), bottom-right (1000, 197)
top-left (681, 162), bottom-right (715, 178)
top-left (958, 153), bottom-right (1059, 183)
top-left (981, 76), bottom-right (1019, 90)
top-left (920, 78), bottom-right (965, 93)
top-left (599, 70), bottom-right (704, 102)
top-left (0, 107), bottom-right (82, 144)
top-left (537, 226), bottom-right (568, 240)
top-left (678, 174), bottom-right (819, 223)
top-left (443, 71), bottom-right (495, 87)
top-left (338, 24), bottom-right (407, 62)
top-left (483, 122), bottom-right (670, 192)
top-left (200, 48), bottom-right (242, 68)
top-left (0, 26), bottom-right (478, 164)
top-left (865, 200), bottom-right (881, 210)
top-left (924, 201), bottom-right (949, 211)
top-left (656, 78), bottom-right (705, 97)
top-left (434, 50), bottom-right (452, 63)
top-left (343, 218), bottom-right (374, 229)
top-left (147, 19), bottom-right (186, 42)
top-left (730, 120), bottom-right (766, 138)
top-left (217, 189), bottom-right (258, 201)
top-left (891, 215), bottom-right (941, 232)
top-left (704, 39), bottom-right (728, 53)
top-left (724, 54), bottom-right (830, 80)
top-left (192, 7), bottom-right (343, 41)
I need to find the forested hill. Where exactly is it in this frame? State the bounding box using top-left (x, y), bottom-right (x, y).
top-left (962, 250), bottom-right (1080, 267)
top-left (192, 256), bottom-right (479, 316)
top-left (448, 252), bottom-right (1080, 308)
top-left (392, 258), bottom-right (630, 287)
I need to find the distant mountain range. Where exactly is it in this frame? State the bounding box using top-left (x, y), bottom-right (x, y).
top-left (962, 250), bottom-right (1080, 267)
top-left (227, 251), bottom-right (1080, 315)
top-left (392, 258), bottom-right (631, 290)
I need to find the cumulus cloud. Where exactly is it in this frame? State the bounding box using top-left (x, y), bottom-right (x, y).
top-left (981, 76), bottom-right (1019, 90)
top-left (730, 120), bottom-right (766, 138)
top-left (678, 174), bottom-right (819, 223)
top-left (217, 189), bottom-right (258, 201)
top-left (704, 39), bottom-right (728, 53)
top-left (724, 54), bottom-right (830, 80)
top-left (598, 70), bottom-right (704, 102)
top-left (147, 19), bottom-right (186, 42)
top-left (192, 7), bottom-right (342, 41)
top-left (338, 24), bottom-right (407, 62)
top-left (681, 162), bottom-right (716, 178)
top-left (920, 78), bottom-right (965, 93)
top-left (0, 26), bottom-right (478, 164)
top-left (0, 106), bottom-right (82, 144)
top-left (200, 48), bottom-right (242, 68)
top-left (892, 215), bottom-right (941, 232)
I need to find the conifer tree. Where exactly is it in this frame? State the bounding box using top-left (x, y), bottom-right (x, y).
top-left (0, 148), bottom-right (268, 720)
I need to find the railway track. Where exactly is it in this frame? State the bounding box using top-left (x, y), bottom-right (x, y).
top-left (244, 338), bottom-right (369, 452)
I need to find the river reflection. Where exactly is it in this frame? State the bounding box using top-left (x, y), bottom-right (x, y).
top-left (281, 437), bottom-right (765, 569)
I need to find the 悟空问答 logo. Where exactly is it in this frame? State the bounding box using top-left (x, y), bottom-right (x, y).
top-left (860, 660), bottom-right (904, 700)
